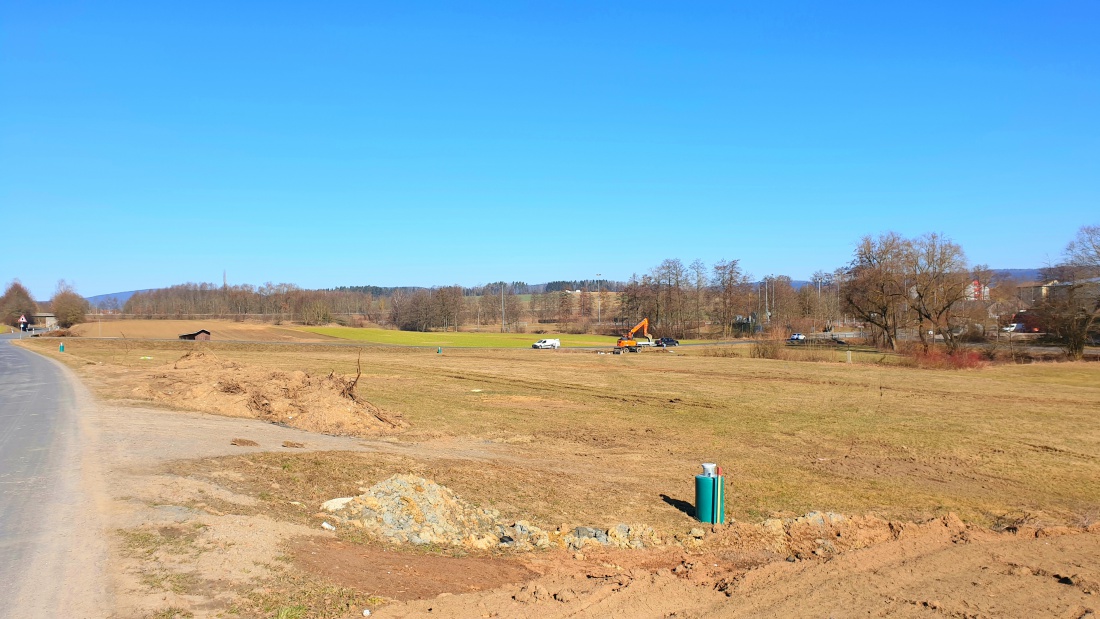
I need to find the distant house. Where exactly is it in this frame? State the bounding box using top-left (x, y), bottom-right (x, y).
top-left (31, 313), bottom-right (57, 328)
top-left (178, 329), bottom-right (211, 341)
top-left (965, 280), bottom-right (989, 301)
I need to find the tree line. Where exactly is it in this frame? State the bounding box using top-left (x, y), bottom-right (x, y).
top-left (1, 280), bottom-right (90, 329)
top-left (7, 225), bottom-right (1095, 355)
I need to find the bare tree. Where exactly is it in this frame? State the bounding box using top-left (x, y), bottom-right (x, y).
top-left (51, 280), bottom-right (90, 328)
top-left (1065, 225), bottom-right (1100, 274)
top-left (844, 233), bottom-right (911, 350)
top-left (689, 259), bottom-right (708, 336)
top-left (908, 233), bottom-right (970, 352)
top-left (1033, 225), bottom-right (1100, 359)
top-left (0, 280), bottom-right (37, 328)
top-left (712, 260), bottom-right (748, 338)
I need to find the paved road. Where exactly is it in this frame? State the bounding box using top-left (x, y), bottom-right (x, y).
top-left (0, 334), bottom-right (108, 617)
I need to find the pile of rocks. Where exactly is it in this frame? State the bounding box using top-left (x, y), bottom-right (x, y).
top-left (563, 524), bottom-right (661, 550)
top-left (323, 474), bottom-right (552, 550)
top-left (322, 475), bottom-right (665, 552)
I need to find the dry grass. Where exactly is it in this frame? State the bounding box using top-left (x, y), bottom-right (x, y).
top-left (69, 319), bottom-right (336, 342)
top-left (21, 338), bottom-right (1100, 531)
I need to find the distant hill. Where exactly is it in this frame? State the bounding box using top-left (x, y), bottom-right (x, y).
top-left (990, 268), bottom-right (1042, 282)
top-left (85, 289), bottom-right (155, 309)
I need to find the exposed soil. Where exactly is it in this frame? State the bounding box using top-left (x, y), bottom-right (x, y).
top-left (70, 318), bottom-right (333, 342)
top-left (372, 523), bottom-right (1100, 619)
top-left (292, 538), bottom-right (539, 601)
top-left (129, 350), bottom-right (405, 436)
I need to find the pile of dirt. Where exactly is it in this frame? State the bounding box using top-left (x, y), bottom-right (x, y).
top-left (374, 518), bottom-right (1100, 618)
top-left (131, 351), bottom-right (404, 437)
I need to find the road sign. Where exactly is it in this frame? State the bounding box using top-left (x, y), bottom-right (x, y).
top-left (18, 315), bottom-right (27, 324)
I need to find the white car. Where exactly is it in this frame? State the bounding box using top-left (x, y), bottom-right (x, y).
top-left (532, 338), bottom-right (561, 349)
top-left (789, 333), bottom-right (806, 341)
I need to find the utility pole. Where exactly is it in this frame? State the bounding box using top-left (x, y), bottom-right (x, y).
top-left (500, 283), bottom-right (505, 333)
top-left (764, 277), bottom-right (770, 323)
top-left (596, 274), bottom-right (601, 325)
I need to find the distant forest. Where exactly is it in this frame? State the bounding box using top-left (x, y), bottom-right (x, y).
top-left (111, 253), bottom-right (1051, 340)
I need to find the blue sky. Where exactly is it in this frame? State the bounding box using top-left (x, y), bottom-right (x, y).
top-left (2, 2), bottom-right (1097, 299)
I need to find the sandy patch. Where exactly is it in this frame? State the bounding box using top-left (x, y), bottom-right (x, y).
top-left (129, 350), bottom-right (405, 436)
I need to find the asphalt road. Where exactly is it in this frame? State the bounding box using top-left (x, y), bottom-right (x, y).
top-left (0, 334), bottom-right (108, 617)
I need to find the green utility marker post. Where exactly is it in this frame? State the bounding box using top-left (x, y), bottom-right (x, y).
top-left (695, 463), bottom-right (726, 524)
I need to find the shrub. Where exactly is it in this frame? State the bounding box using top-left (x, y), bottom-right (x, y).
top-left (905, 347), bottom-right (988, 370)
top-left (750, 339), bottom-right (781, 359)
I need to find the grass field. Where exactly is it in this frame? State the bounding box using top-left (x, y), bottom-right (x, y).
top-left (296, 326), bottom-right (709, 348)
top-left (25, 336), bottom-right (1100, 536)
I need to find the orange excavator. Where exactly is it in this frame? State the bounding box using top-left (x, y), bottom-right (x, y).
top-left (616, 318), bottom-right (655, 351)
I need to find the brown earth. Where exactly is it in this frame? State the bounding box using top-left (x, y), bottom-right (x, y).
top-left (129, 350), bottom-right (405, 436)
top-left (70, 318), bottom-right (332, 342)
top-left (372, 520), bottom-right (1100, 618)
top-left (291, 538), bottom-right (539, 601)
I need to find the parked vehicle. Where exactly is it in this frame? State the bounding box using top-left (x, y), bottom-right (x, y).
top-left (657, 337), bottom-right (679, 347)
top-left (789, 333), bottom-right (806, 341)
top-left (1007, 312), bottom-right (1044, 333)
top-left (532, 338), bottom-right (560, 349)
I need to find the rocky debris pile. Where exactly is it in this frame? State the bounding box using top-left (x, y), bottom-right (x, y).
top-left (323, 475), bottom-right (666, 552)
top-left (325, 474), bottom-right (552, 550)
top-left (563, 524), bottom-right (661, 550)
top-left (132, 351), bottom-right (404, 437)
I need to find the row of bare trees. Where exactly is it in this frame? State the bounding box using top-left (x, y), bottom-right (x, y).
top-left (613, 259), bottom-right (852, 339)
top-left (123, 283), bottom-right (387, 325)
top-left (92, 225), bottom-right (1100, 354)
top-left (842, 232), bottom-right (985, 352)
top-left (842, 227), bottom-right (1100, 357)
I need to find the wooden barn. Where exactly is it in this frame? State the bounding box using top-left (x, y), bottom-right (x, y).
top-left (178, 329), bottom-right (211, 341)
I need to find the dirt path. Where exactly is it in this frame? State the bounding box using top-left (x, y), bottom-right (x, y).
top-left (71, 393), bottom-right (514, 617)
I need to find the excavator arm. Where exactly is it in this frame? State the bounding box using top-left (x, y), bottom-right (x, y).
top-left (616, 318), bottom-right (653, 348)
top-left (625, 318), bottom-right (650, 340)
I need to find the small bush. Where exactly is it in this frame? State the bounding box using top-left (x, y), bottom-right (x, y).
top-left (750, 339), bottom-right (781, 359)
top-left (905, 348), bottom-right (988, 370)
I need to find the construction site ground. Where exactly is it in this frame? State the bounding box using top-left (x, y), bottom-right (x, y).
top-left (15, 330), bottom-right (1100, 618)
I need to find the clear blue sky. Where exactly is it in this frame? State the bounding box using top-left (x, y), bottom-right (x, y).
top-left (2, 2), bottom-right (1097, 299)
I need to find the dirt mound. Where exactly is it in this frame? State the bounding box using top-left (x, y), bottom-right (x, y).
top-left (700, 510), bottom-right (902, 560)
top-left (373, 519), bottom-right (1100, 619)
top-left (131, 351), bottom-right (404, 437)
